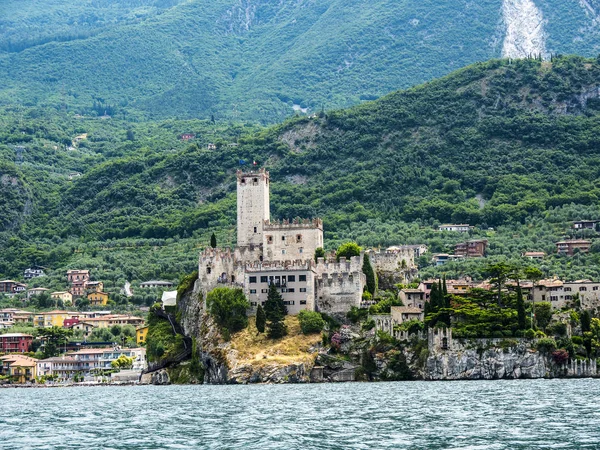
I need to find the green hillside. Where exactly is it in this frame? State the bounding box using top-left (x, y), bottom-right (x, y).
top-left (2, 0), bottom-right (600, 122)
top-left (3, 56), bottom-right (600, 288)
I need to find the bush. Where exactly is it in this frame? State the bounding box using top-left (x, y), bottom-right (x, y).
top-left (298, 311), bottom-right (325, 334)
top-left (206, 287), bottom-right (249, 336)
top-left (536, 337), bottom-right (557, 354)
top-left (492, 330), bottom-right (504, 338)
top-left (552, 349), bottom-right (570, 365)
top-left (572, 335), bottom-right (584, 345)
top-left (362, 318), bottom-right (375, 331)
top-left (525, 329), bottom-right (536, 339)
top-left (347, 306), bottom-right (369, 324)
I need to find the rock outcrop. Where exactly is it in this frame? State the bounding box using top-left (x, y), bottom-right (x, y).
top-left (502, 0), bottom-right (547, 59)
top-left (424, 342), bottom-right (548, 380)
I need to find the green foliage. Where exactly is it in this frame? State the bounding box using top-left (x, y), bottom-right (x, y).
top-left (516, 283), bottom-right (527, 330)
top-left (314, 247), bottom-right (325, 262)
top-left (536, 337), bottom-right (558, 354)
top-left (37, 326), bottom-right (73, 358)
top-left (298, 310), bottom-right (325, 335)
top-left (362, 253), bottom-right (377, 296)
top-left (206, 287), bottom-right (249, 335)
top-left (255, 304), bottom-right (266, 334)
top-left (210, 233), bottom-right (217, 249)
top-left (581, 310), bottom-right (592, 333)
top-left (336, 242), bottom-right (361, 261)
top-left (264, 283), bottom-right (287, 339)
top-left (535, 302), bottom-right (553, 331)
top-left (177, 270), bottom-right (199, 301)
top-left (110, 354), bottom-right (135, 370)
top-left (347, 306), bottom-right (369, 324)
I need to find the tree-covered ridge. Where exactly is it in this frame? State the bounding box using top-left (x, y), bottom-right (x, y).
top-left (4, 56), bottom-right (600, 284)
top-left (1, 0), bottom-right (599, 122)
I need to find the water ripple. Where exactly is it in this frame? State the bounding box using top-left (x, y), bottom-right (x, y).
top-left (1, 379), bottom-right (599, 449)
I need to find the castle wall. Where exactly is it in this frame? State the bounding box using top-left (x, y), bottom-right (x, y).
top-left (315, 256), bottom-right (365, 314)
top-left (198, 248), bottom-right (243, 298)
top-left (237, 169), bottom-right (270, 247)
top-left (368, 249), bottom-right (417, 289)
top-left (244, 261), bottom-right (315, 315)
top-left (262, 219), bottom-right (323, 263)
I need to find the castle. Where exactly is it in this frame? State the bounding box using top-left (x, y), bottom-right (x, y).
top-left (197, 169), bottom-right (418, 315)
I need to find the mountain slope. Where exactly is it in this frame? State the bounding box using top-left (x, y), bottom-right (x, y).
top-left (1, 0), bottom-right (599, 122)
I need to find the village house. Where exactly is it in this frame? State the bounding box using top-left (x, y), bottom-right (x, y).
top-left (432, 254), bottom-right (464, 266)
top-left (85, 281), bottom-right (104, 293)
top-left (531, 279), bottom-right (600, 309)
top-left (399, 289), bottom-right (425, 309)
top-left (87, 291), bottom-right (109, 306)
top-left (522, 251), bottom-right (545, 260)
top-left (438, 224), bottom-right (473, 233)
top-left (136, 326), bottom-right (149, 345)
top-left (0, 333), bottom-right (33, 353)
top-left (67, 270), bottom-right (90, 297)
top-left (0, 280), bottom-right (27, 295)
top-left (556, 240), bottom-right (591, 256)
top-left (1, 355), bottom-right (38, 384)
top-left (573, 220), bottom-right (599, 230)
top-left (24, 265), bottom-right (46, 280)
top-left (391, 306), bottom-right (424, 325)
top-left (454, 239), bottom-right (488, 257)
top-left (51, 291), bottom-right (73, 306)
top-left (140, 280), bottom-right (174, 289)
top-left (27, 287), bottom-right (50, 299)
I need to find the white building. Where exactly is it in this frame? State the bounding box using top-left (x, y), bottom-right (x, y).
top-left (438, 224), bottom-right (472, 232)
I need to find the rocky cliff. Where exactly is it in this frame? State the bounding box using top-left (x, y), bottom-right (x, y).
top-left (424, 341), bottom-right (549, 380)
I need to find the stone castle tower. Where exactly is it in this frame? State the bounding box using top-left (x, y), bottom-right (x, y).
top-left (236, 168), bottom-right (270, 247)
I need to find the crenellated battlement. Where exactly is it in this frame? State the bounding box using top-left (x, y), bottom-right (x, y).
top-left (315, 254), bottom-right (363, 274)
top-left (263, 218), bottom-right (323, 230)
top-left (200, 247), bottom-right (235, 263)
top-left (245, 260), bottom-right (314, 272)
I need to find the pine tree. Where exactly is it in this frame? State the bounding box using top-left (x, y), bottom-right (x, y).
top-left (264, 283), bottom-right (287, 338)
top-left (362, 253), bottom-right (377, 296)
top-left (516, 282), bottom-right (526, 330)
top-left (256, 304), bottom-right (266, 334)
top-left (210, 232), bottom-right (217, 248)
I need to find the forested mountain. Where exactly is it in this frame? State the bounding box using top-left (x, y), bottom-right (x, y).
top-left (3, 56), bottom-right (600, 286)
top-left (1, 0), bottom-right (600, 122)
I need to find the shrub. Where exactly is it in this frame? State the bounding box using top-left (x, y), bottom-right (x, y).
top-left (492, 330), bottom-right (504, 338)
top-left (206, 287), bottom-right (249, 336)
top-left (347, 306), bottom-right (369, 324)
top-left (552, 349), bottom-right (570, 365)
top-left (361, 318), bottom-right (375, 331)
top-left (298, 311), bottom-right (325, 334)
top-left (536, 337), bottom-right (557, 354)
top-left (572, 335), bottom-right (584, 345)
top-left (336, 242), bottom-right (361, 261)
top-left (535, 330), bottom-right (547, 338)
top-left (525, 329), bottom-right (536, 339)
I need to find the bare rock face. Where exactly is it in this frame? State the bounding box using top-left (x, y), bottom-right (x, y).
top-left (228, 363), bottom-right (310, 384)
top-left (424, 341), bottom-right (549, 380)
top-left (151, 369), bottom-right (171, 385)
top-left (502, 0), bottom-right (547, 59)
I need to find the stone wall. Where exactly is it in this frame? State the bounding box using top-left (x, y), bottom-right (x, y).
top-left (236, 169), bottom-right (270, 247)
top-left (262, 218), bottom-right (323, 263)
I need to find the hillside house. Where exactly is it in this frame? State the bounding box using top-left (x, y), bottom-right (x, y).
top-left (454, 240), bottom-right (488, 257)
top-left (438, 224), bottom-right (472, 232)
top-left (556, 240), bottom-right (591, 256)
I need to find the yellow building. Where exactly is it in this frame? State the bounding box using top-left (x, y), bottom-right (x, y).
top-left (51, 291), bottom-right (73, 306)
top-left (0, 355), bottom-right (37, 384)
top-left (87, 291), bottom-right (109, 306)
top-left (37, 310), bottom-right (72, 328)
top-left (136, 326), bottom-right (149, 345)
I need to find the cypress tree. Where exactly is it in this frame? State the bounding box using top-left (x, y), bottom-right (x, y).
top-left (256, 304), bottom-right (266, 333)
top-left (430, 282), bottom-right (439, 313)
top-left (210, 232), bottom-right (217, 248)
top-left (362, 253), bottom-right (377, 296)
top-left (264, 283), bottom-right (287, 338)
top-left (516, 282), bottom-right (526, 330)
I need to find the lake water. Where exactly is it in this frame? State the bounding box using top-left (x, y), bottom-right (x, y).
top-left (1, 379), bottom-right (599, 449)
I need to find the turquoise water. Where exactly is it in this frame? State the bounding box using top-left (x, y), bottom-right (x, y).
top-left (1, 379), bottom-right (599, 449)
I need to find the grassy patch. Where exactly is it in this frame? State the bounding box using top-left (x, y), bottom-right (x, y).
top-left (228, 316), bottom-right (321, 368)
